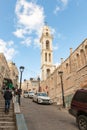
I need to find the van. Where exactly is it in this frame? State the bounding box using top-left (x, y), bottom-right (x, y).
top-left (69, 89), bottom-right (87, 130)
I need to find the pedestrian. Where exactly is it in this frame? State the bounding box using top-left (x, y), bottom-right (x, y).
top-left (3, 87), bottom-right (12, 114)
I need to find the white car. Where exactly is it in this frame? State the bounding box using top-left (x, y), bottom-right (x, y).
top-left (33, 92), bottom-right (52, 104)
top-left (23, 91), bottom-right (28, 98)
top-left (28, 91), bottom-right (34, 98)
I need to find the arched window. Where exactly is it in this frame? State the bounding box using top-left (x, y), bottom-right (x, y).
top-left (46, 40), bottom-right (50, 49)
top-left (46, 69), bottom-right (50, 77)
top-left (66, 63), bottom-right (69, 73)
top-left (49, 53), bottom-right (51, 62)
top-left (85, 45), bottom-right (87, 62)
top-left (46, 32), bottom-right (48, 36)
top-left (85, 45), bottom-right (87, 55)
top-left (76, 53), bottom-right (80, 68)
top-left (45, 53), bottom-right (47, 61)
top-left (80, 49), bottom-right (86, 66)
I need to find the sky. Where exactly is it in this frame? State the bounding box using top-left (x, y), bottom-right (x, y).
top-left (0, 0), bottom-right (87, 81)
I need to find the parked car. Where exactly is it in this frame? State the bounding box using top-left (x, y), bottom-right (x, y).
top-left (23, 91), bottom-right (29, 98)
top-left (33, 92), bottom-right (53, 104)
top-left (28, 91), bottom-right (34, 98)
top-left (68, 89), bottom-right (87, 130)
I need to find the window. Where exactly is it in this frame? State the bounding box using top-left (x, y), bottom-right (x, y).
top-left (45, 53), bottom-right (47, 61)
top-left (76, 53), bottom-right (80, 68)
top-left (46, 69), bottom-right (50, 77)
top-left (80, 49), bottom-right (86, 66)
top-left (46, 40), bottom-right (50, 49)
top-left (73, 91), bottom-right (87, 103)
top-left (49, 53), bottom-right (51, 62)
top-left (46, 32), bottom-right (48, 36)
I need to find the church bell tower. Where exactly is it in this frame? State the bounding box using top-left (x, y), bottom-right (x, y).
top-left (40, 25), bottom-right (54, 81)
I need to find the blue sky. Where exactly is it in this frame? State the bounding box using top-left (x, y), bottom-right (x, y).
top-left (0, 0), bottom-right (87, 80)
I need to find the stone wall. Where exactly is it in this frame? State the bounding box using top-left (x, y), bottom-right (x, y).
top-left (0, 53), bottom-right (10, 89)
top-left (41, 39), bottom-right (87, 107)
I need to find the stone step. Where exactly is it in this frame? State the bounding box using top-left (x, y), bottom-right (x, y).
top-left (0, 121), bottom-right (15, 126)
top-left (0, 94), bottom-right (16, 130)
top-left (0, 117), bottom-right (14, 121)
top-left (0, 109), bottom-right (14, 112)
top-left (0, 105), bottom-right (13, 107)
top-left (0, 108), bottom-right (13, 111)
top-left (0, 103), bottom-right (13, 105)
top-left (0, 113), bottom-right (14, 117)
top-left (0, 125), bottom-right (16, 130)
top-left (0, 109), bottom-right (13, 112)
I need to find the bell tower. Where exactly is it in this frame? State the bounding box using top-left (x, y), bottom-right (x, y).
top-left (40, 25), bottom-right (54, 81)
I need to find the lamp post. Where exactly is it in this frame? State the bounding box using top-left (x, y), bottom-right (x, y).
top-left (58, 71), bottom-right (65, 108)
top-left (37, 77), bottom-right (40, 92)
top-left (18, 66), bottom-right (24, 105)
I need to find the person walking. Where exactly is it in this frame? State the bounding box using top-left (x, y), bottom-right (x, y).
top-left (3, 87), bottom-right (12, 113)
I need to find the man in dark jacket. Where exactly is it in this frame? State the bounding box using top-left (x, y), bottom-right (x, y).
top-left (4, 87), bottom-right (12, 113)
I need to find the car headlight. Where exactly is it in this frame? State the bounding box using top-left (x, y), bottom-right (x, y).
top-left (50, 99), bottom-right (53, 104)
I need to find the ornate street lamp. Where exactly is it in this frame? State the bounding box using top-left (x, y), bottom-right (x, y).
top-left (19, 66), bottom-right (24, 89)
top-left (18, 66), bottom-right (24, 105)
top-left (37, 77), bottom-right (40, 92)
top-left (58, 71), bottom-right (65, 108)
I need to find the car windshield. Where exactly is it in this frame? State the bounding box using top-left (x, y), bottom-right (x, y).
top-left (24, 92), bottom-right (28, 94)
top-left (29, 92), bottom-right (34, 93)
top-left (37, 93), bottom-right (47, 96)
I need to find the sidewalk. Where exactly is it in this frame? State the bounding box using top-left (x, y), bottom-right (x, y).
top-left (53, 103), bottom-right (69, 113)
top-left (13, 96), bottom-right (28, 130)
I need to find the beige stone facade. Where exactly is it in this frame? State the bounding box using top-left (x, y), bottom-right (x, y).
top-left (22, 78), bottom-right (40, 93)
top-left (40, 26), bottom-right (87, 107)
top-left (0, 53), bottom-right (10, 89)
top-left (8, 61), bottom-right (19, 88)
top-left (0, 53), bottom-right (18, 90)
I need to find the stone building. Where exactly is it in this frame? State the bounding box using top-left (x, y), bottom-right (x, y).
top-left (8, 61), bottom-right (19, 88)
top-left (40, 25), bottom-right (87, 108)
top-left (22, 78), bottom-right (40, 93)
top-left (0, 53), bottom-right (10, 89)
top-left (0, 53), bottom-right (19, 90)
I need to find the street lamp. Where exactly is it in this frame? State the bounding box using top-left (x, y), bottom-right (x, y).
top-left (37, 77), bottom-right (40, 92)
top-left (58, 71), bottom-right (65, 108)
top-left (18, 66), bottom-right (24, 105)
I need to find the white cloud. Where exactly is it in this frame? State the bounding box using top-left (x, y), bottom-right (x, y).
top-left (54, 0), bottom-right (69, 14)
top-left (21, 37), bottom-right (32, 46)
top-left (34, 38), bottom-right (40, 48)
top-left (61, 0), bottom-right (68, 6)
top-left (13, 29), bottom-right (25, 38)
top-left (53, 45), bottom-right (59, 50)
top-left (0, 39), bottom-right (17, 60)
top-left (14, 0), bottom-right (45, 47)
top-left (54, 6), bottom-right (61, 14)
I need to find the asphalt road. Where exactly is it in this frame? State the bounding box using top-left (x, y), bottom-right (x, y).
top-left (20, 97), bottom-right (79, 130)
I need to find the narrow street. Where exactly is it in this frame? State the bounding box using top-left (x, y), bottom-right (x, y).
top-left (20, 97), bottom-right (79, 130)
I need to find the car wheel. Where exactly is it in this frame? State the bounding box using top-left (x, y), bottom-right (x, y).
top-left (77, 115), bottom-right (87, 130)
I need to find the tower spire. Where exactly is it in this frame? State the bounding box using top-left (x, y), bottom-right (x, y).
top-left (40, 24), bottom-right (54, 81)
